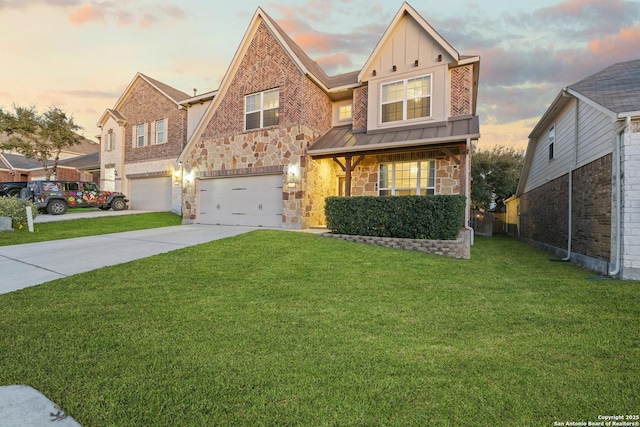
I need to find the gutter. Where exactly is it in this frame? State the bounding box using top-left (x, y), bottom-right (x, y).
top-left (562, 90), bottom-right (578, 261)
top-left (609, 116), bottom-right (631, 277)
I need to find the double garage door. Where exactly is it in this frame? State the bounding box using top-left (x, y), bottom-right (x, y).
top-left (129, 177), bottom-right (172, 211)
top-left (198, 174), bottom-right (283, 227)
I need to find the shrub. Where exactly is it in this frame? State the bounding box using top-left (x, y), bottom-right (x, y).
top-left (325, 195), bottom-right (466, 240)
top-left (0, 196), bottom-right (38, 229)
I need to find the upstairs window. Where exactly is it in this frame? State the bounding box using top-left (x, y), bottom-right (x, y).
top-left (245, 88), bottom-right (279, 130)
top-left (379, 160), bottom-right (436, 196)
top-left (548, 125), bottom-right (555, 160)
top-left (381, 75), bottom-right (432, 123)
top-left (156, 119), bottom-right (166, 144)
top-left (106, 130), bottom-right (115, 151)
top-left (137, 124), bottom-right (145, 147)
top-left (338, 104), bottom-right (352, 121)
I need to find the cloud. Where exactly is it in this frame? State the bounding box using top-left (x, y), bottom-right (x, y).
top-left (57, 90), bottom-right (121, 99)
top-left (0, 0), bottom-right (189, 28)
top-left (69, 4), bottom-right (104, 24)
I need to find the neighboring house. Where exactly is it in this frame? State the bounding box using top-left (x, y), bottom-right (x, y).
top-left (1, 136), bottom-right (100, 183)
top-left (97, 73), bottom-right (194, 213)
top-left (177, 2), bottom-right (480, 234)
top-left (513, 59), bottom-right (640, 279)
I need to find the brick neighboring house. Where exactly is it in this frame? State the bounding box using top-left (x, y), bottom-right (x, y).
top-left (0, 137), bottom-right (100, 182)
top-left (511, 59), bottom-right (640, 279)
top-left (178, 3), bottom-right (480, 235)
top-left (97, 73), bottom-right (194, 213)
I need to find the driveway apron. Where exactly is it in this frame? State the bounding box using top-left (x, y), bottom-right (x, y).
top-left (0, 224), bottom-right (254, 294)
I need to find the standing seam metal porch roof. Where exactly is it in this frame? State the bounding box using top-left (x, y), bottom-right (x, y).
top-left (307, 116), bottom-right (480, 157)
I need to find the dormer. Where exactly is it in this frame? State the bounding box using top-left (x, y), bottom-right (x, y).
top-left (357, 2), bottom-right (478, 133)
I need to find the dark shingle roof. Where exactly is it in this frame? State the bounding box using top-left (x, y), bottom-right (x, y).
top-left (568, 59), bottom-right (640, 114)
top-left (140, 73), bottom-right (191, 103)
top-left (1, 153), bottom-right (52, 170)
top-left (262, 9), bottom-right (360, 90)
top-left (58, 152), bottom-right (99, 170)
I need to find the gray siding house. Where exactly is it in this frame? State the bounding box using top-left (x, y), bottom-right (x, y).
top-left (512, 59), bottom-right (640, 279)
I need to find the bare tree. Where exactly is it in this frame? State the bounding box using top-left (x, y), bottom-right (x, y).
top-left (0, 105), bottom-right (83, 179)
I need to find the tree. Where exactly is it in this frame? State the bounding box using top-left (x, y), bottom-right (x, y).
top-left (0, 105), bottom-right (83, 179)
top-left (471, 145), bottom-right (524, 211)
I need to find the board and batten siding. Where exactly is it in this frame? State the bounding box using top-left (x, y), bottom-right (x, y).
top-left (523, 98), bottom-right (614, 194)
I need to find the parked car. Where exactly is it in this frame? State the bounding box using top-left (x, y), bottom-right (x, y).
top-left (21, 180), bottom-right (128, 215)
top-left (0, 182), bottom-right (28, 197)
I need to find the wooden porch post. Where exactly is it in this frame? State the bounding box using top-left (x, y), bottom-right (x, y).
top-left (333, 155), bottom-right (365, 197)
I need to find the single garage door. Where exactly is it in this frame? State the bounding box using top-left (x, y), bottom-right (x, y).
top-left (198, 174), bottom-right (283, 227)
top-left (129, 177), bottom-right (173, 211)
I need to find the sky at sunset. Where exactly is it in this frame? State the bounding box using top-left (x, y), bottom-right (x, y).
top-left (1, 0), bottom-right (639, 150)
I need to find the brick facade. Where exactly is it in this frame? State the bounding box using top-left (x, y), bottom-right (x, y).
top-left (353, 86), bottom-right (368, 131)
top-left (519, 155), bottom-right (612, 265)
top-left (119, 79), bottom-right (187, 164)
top-left (450, 65), bottom-right (473, 117)
top-left (182, 22), bottom-right (333, 227)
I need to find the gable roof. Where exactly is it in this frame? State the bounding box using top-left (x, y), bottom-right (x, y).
top-left (567, 59), bottom-right (640, 115)
top-left (358, 2), bottom-right (460, 82)
top-left (0, 153), bottom-right (52, 170)
top-left (178, 7), bottom-right (361, 163)
top-left (97, 73), bottom-right (190, 128)
top-left (518, 58), bottom-right (640, 197)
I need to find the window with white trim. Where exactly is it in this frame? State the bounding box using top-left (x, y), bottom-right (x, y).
top-left (379, 160), bottom-right (436, 196)
top-left (156, 119), bottom-right (166, 144)
top-left (548, 125), bottom-right (555, 160)
top-left (338, 104), bottom-right (352, 121)
top-left (245, 88), bottom-right (279, 130)
top-left (381, 75), bottom-right (432, 123)
top-left (137, 124), bottom-right (145, 147)
top-left (106, 130), bottom-right (115, 151)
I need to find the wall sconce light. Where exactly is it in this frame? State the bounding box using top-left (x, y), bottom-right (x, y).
top-left (184, 171), bottom-right (195, 184)
top-left (114, 170), bottom-right (118, 177)
top-left (437, 54), bottom-right (442, 62)
top-left (286, 163), bottom-right (301, 189)
top-left (372, 70), bottom-right (377, 76)
top-left (414, 59), bottom-right (419, 67)
top-left (392, 65), bottom-right (397, 72)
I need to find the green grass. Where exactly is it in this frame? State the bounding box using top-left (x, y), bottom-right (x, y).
top-left (0, 212), bottom-right (182, 246)
top-left (1, 232), bottom-right (639, 426)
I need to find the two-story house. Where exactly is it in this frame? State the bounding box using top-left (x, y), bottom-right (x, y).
top-left (512, 59), bottom-right (640, 279)
top-left (178, 2), bottom-right (480, 233)
top-left (97, 73), bottom-right (192, 213)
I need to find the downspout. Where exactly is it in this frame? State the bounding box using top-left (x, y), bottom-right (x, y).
top-left (465, 137), bottom-right (474, 245)
top-left (609, 116), bottom-right (630, 277)
top-left (562, 92), bottom-right (578, 261)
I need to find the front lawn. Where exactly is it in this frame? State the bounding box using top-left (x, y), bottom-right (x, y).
top-left (0, 212), bottom-right (182, 246)
top-left (1, 232), bottom-right (638, 426)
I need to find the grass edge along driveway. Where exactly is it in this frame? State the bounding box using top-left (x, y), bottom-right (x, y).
top-left (1, 231), bottom-right (639, 426)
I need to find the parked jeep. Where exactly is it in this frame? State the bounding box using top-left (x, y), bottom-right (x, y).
top-left (21, 180), bottom-right (128, 215)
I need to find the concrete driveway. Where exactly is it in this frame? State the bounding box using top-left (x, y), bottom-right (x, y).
top-left (0, 221), bottom-right (255, 294)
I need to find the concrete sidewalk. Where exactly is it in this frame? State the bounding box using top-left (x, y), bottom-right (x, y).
top-left (0, 224), bottom-right (255, 295)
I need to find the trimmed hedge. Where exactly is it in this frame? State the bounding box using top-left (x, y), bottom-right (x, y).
top-left (0, 196), bottom-right (38, 230)
top-left (325, 195), bottom-right (466, 240)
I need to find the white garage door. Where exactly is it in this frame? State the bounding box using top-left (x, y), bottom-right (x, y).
top-left (198, 174), bottom-right (283, 227)
top-left (129, 177), bottom-right (173, 211)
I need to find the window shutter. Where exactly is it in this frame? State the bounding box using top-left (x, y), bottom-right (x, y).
top-left (165, 118), bottom-right (169, 143)
top-left (132, 126), bottom-right (136, 148)
top-left (150, 121), bottom-right (156, 145)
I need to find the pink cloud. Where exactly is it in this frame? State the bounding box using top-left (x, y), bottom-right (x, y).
top-left (69, 4), bottom-right (104, 25)
top-left (314, 53), bottom-right (354, 74)
top-left (588, 26), bottom-right (640, 58)
top-left (293, 32), bottom-right (338, 54)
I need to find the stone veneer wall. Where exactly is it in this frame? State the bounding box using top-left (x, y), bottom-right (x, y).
top-left (450, 65), bottom-right (473, 117)
top-left (307, 154), bottom-right (463, 226)
top-left (119, 78), bottom-right (187, 164)
top-left (324, 229), bottom-right (471, 259)
top-left (182, 20), bottom-right (333, 227)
